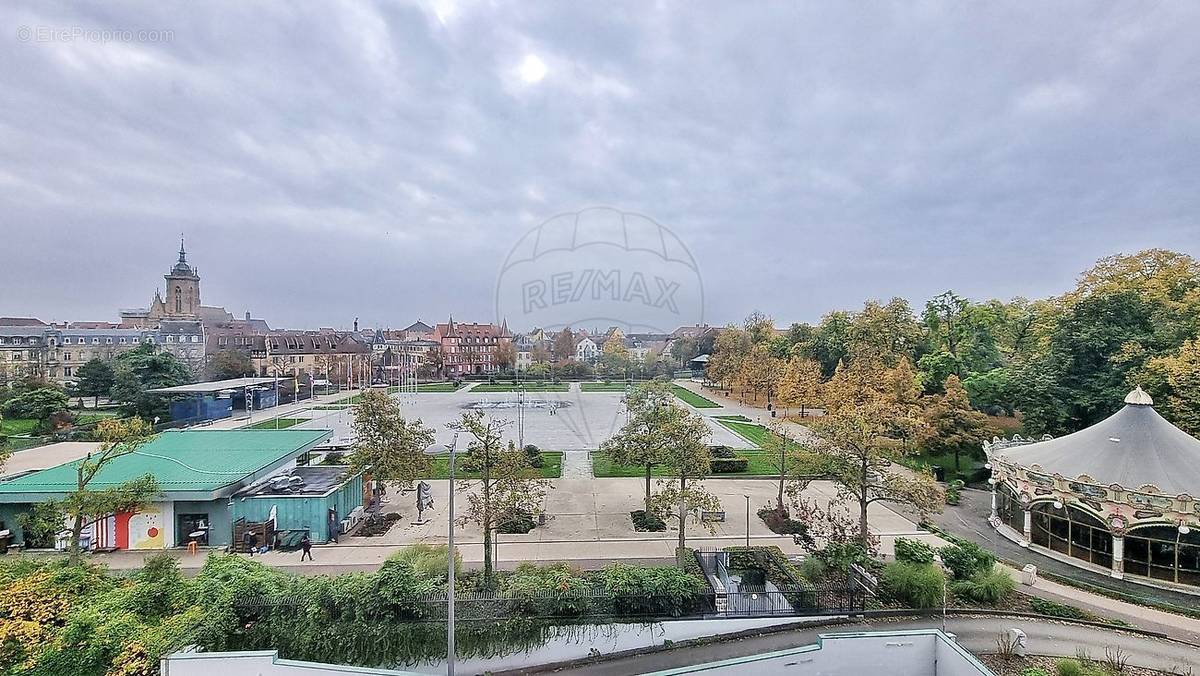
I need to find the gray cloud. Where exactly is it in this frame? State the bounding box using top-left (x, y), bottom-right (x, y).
top-left (2, 1), bottom-right (1198, 329)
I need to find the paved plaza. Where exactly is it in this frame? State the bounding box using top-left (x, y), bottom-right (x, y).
top-left (276, 383), bottom-right (750, 451)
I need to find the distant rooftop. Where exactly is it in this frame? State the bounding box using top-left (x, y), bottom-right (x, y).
top-left (147, 377), bottom-right (279, 394)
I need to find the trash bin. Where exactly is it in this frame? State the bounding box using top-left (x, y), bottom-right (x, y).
top-left (931, 465), bottom-right (945, 482)
top-left (0, 530), bottom-right (11, 555)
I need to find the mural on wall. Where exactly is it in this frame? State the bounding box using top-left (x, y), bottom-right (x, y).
top-left (115, 503), bottom-right (173, 550)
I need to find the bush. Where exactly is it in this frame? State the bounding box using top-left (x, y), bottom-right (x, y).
top-left (597, 563), bottom-right (708, 617)
top-left (709, 445), bottom-right (736, 459)
top-left (815, 541), bottom-right (873, 573)
top-left (1028, 597), bottom-right (1092, 621)
top-left (881, 561), bottom-right (945, 609)
top-left (710, 456), bottom-right (749, 473)
top-left (893, 537), bottom-right (935, 565)
top-left (630, 509), bottom-right (666, 532)
top-left (950, 565), bottom-right (1015, 605)
top-left (497, 510), bottom-right (536, 534)
top-left (388, 544), bottom-right (461, 580)
top-left (757, 506), bottom-right (807, 535)
top-left (795, 557), bottom-right (827, 583)
top-left (939, 541), bottom-right (996, 579)
top-left (523, 444), bottom-right (544, 469)
top-left (945, 479), bottom-right (964, 505)
top-left (1054, 658), bottom-right (1085, 676)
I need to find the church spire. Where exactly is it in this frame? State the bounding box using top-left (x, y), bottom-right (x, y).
top-left (178, 235), bottom-right (187, 264)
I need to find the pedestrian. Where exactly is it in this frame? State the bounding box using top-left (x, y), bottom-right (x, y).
top-left (300, 534), bottom-right (313, 561)
top-left (243, 529), bottom-right (257, 557)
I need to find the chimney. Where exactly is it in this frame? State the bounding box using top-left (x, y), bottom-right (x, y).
top-left (354, 317), bottom-right (359, 332)
top-left (245, 311), bottom-right (251, 321)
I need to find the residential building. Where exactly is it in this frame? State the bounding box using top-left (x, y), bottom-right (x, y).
top-left (0, 324), bottom-right (50, 385)
top-left (432, 316), bottom-right (512, 376)
top-left (575, 336), bottom-right (598, 362)
top-left (255, 330), bottom-right (372, 387)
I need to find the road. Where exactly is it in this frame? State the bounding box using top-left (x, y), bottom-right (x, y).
top-left (530, 616), bottom-right (1200, 675)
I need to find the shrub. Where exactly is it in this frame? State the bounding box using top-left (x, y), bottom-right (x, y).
top-left (1029, 597), bottom-right (1091, 621)
top-left (710, 456), bottom-right (749, 473)
top-left (950, 565), bottom-right (1015, 605)
top-left (709, 445), bottom-right (736, 459)
top-left (939, 541), bottom-right (996, 579)
top-left (596, 563), bottom-right (707, 617)
top-left (1020, 669), bottom-right (1051, 676)
top-left (795, 557), bottom-right (827, 583)
top-left (1054, 658), bottom-right (1085, 676)
top-left (757, 506), bottom-right (807, 535)
top-left (503, 563), bottom-right (591, 617)
top-left (497, 510), bottom-right (536, 534)
top-left (881, 561), bottom-right (945, 609)
top-left (630, 510), bottom-right (666, 532)
top-left (388, 544), bottom-right (461, 580)
top-left (523, 444), bottom-right (544, 469)
top-left (894, 537), bottom-right (935, 565)
top-left (816, 541), bottom-right (873, 573)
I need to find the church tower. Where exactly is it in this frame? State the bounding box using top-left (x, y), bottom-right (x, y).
top-left (163, 238), bottom-right (201, 318)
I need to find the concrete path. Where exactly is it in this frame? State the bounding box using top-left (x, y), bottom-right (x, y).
top-left (545, 616), bottom-right (1200, 675)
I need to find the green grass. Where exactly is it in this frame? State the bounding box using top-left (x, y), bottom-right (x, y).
top-left (471, 382), bottom-right (569, 392)
top-left (414, 382), bottom-right (465, 392)
top-left (671, 385), bottom-right (721, 409)
top-left (246, 418), bottom-right (306, 430)
top-left (591, 450), bottom-right (777, 477)
top-left (714, 414), bottom-right (751, 422)
top-left (425, 451), bottom-right (563, 479)
top-left (716, 419), bottom-right (771, 446)
top-left (0, 418), bottom-right (38, 436)
top-left (580, 382), bottom-right (638, 392)
top-left (311, 404), bottom-right (350, 410)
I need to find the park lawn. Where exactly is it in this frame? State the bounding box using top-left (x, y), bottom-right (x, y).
top-left (715, 419), bottom-right (806, 454)
top-left (671, 385), bottom-right (720, 409)
top-left (311, 404), bottom-right (350, 410)
top-left (580, 382), bottom-right (636, 392)
top-left (471, 382), bottom-right (570, 392)
top-left (331, 386), bottom-right (403, 405)
top-left (415, 382), bottom-right (465, 392)
top-left (247, 418), bottom-right (305, 430)
top-left (591, 450), bottom-right (776, 477)
top-left (0, 418), bottom-right (38, 436)
top-left (425, 451), bottom-right (563, 479)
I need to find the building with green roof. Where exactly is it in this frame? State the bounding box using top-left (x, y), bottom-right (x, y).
top-left (0, 428), bottom-right (356, 551)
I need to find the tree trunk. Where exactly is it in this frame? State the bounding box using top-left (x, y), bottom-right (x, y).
top-left (644, 464), bottom-right (653, 511)
top-left (859, 461), bottom-right (870, 545)
top-left (69, 513), bottom-right (85, 564)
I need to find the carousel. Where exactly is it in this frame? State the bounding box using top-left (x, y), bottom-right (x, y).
top-left (984, 387), bottom-right (1200, 590)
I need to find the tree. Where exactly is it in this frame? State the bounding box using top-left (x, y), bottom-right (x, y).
top-left (920, 375), bottom-right (990, 470)
top-left (494, 341), bottom-right (517, 372)
top-left (776, 356), bottom-right (822, 417)
top-left (803, 359), bottom-right (943, 545)
top-left (1141, 339), bottom-right (1200, 436)
top-left (350, 389), bottom-right (435, 488)
top-left (600, 381), bottom-right (675, 510)
top-left (2, 387), bottom-right (70, 433)
top-left (75, 359), bottom-right (116, 407)
top-left (27, 418), bottom-right (160, 563)
top-left (205, 350), bottom-right (253, 381)
top-left (643, 401), bottom-right (718, 567)
top-left (760, 420), bottom-right (813, 510)
top-left (448, 411), bottom-right (549, 587)
top-left (110, 343), bottom-right (191, 419)
top-left (552, 328), bottom-right (576, 363)
top-left (531, 344), bottom-right (552, 365)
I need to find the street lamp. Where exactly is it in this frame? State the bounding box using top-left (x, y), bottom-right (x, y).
top-left (445, 433), bottom-right (459, 676)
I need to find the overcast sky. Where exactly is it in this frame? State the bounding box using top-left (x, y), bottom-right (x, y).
top-left (2, 2), bottom-right (1198, 331)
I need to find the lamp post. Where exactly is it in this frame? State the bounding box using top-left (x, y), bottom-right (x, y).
top-left (445, 433), bottom-right (459, 676)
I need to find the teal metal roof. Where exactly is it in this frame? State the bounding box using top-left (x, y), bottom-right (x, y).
top-left (0, 429), bottom-right (331, 498)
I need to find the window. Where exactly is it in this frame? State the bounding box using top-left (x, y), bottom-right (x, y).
top-left (28, 337), bottom-right (36, 345)
top-left (12, 352), bottom-right (22, 361)
top-left (119, 337), bottom-right (127, 344)
top-left (64, 337), bottom-right (72, 344)
top-left (166, 335), bottom-right (174, 343)
top-left (64, 366), bottom-right (72, 377)
top-left (92, 338), bottom-right (100, 344)
top-left (64, 352), bottom-right (71, 361)
top-left (106, 337), bottom-right (113, 344)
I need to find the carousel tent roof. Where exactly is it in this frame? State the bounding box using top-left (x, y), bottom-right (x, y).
top-left (999, 387), bottom-right (1200, 495)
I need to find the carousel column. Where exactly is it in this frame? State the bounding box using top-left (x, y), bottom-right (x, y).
top-left (989, 483), bottom-right (999, 521)
top-left (1111, 533), bottom-right (1125, 580)
top-left (1022, 508), bottom-right (1033, 546)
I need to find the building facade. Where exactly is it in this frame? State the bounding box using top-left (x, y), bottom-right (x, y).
top-left (432, 316), bottom-right (512, 376)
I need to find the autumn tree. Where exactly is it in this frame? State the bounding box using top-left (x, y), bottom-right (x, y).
top-left (776, 356), bottom-right (823, 417)
top-left (642, 401), bottom-right (719, 567)
top-left (350, 389), bottom-right (435, 489)
top-left (805, 358), bottom-right (942, 544)
top-left (448, 411), bottom-right (550, 587)
top-left (552, 328), bottom-right (576, 363)
top-left (920, 374), bottom-right (990, 470)
top-left (494, 341), bottom-right (517, 372)
top-left (600, 381), bottom-right (676, 511)
top-left (1141, 339), bottom-right (1200, 435)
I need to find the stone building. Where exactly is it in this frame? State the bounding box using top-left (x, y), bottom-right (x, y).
top-left (431, 316), bottom-right (512, 376)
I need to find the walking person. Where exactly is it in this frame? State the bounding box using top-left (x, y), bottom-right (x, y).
top-left (243, 529), bottom-right (258, 557)
top-left (300, 534), bottom-right (313, 561)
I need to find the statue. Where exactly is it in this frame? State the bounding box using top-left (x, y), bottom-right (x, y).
top-left (414, 480), bottom-right (434, 524)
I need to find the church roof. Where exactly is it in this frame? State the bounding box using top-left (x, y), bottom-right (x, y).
top-left (996, 387), bottom-right (1200, 494)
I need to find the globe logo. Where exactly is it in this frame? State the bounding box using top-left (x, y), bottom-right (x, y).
top-left (495, 207), bottom-right (704, 333)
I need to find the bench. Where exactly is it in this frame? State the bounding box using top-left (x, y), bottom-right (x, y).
top-left (701, 510), bottom-right (726, 523)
